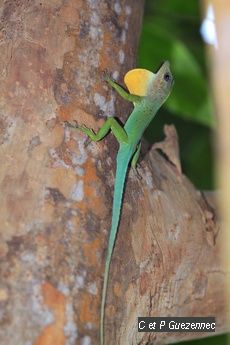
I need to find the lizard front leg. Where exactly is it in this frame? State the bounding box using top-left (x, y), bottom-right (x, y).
top-left (105, 74), bottom-right (142, 104)
top-left (66, 117), bottom-right (129, 145)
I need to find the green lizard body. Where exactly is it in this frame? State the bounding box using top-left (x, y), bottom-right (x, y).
top-left (66, 61), bottom-right (174, 345)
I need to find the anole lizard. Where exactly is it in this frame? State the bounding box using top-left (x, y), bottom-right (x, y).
top-left (66, 61), bottom-right (174, 345)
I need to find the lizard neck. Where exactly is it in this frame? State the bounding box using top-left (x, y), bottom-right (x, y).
top-left (124, 98), bottom-right (161, 141)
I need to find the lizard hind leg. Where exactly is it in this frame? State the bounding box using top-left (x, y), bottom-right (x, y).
top-left (131, 142), bottom-right (142, 180)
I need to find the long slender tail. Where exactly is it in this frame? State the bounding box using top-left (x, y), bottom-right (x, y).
top-left (100, 152), bottom-right (130, 345)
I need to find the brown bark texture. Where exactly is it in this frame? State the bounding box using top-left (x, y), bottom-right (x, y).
top-left (0, 1), bottom-right (228, 345)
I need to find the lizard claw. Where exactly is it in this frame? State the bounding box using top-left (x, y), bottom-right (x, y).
top-left (103, 70), bottom-right (113, 83)
top-left (64, 120), bottom-right (78, 129)
top-left (133, 166), bottom-right (142, 181)
top-left (84, 137), bottom-right (92, 147)
top-left (65, 121), bottom-right (92, 146)
top-left (80, 124), bottom-right (88, 130)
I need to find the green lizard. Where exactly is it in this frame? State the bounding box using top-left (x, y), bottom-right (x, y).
top-left (66, 61), bottom-right (173, 345)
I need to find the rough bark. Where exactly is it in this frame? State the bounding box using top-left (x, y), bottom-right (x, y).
top-left (0, 1), bottom-right (228, 345)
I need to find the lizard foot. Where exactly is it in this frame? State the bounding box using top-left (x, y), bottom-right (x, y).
top-left (132, 166), bottom-right (142, 181)
top-left (64, 120), bottom-right (78, 129)
top-left (84, 137), bottom-right (92, 147)
top-left (103, 70), bottom-right (113, 83)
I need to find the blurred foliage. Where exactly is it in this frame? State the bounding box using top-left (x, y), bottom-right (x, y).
top-left (138, 0), bottom-right (215, 190)
top-left (138, 0), bottom-right (215, 127)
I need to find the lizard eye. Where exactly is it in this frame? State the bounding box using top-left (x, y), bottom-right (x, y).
top-left (164, 73), bottom-right (171, 82)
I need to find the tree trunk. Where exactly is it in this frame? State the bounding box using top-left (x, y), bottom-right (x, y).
top-left (0, 1), bottom-right (228, 345)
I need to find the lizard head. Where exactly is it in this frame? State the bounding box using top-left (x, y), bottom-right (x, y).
top-left (148, 61), bottom-right (174, 103)
top-left (124, 61), bottom-right (173, 104)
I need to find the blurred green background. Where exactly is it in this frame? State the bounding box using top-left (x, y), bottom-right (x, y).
top-left (138, 1), bottom-right (227, 344)
top-left (139, 0), bottom-right (215, 190)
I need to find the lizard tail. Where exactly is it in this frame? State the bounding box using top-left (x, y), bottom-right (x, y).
top-left (100, 153), bottom-right (130, 345)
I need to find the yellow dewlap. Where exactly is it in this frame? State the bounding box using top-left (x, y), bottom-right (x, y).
top-left (124, 68), bottom-right (155, 96)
